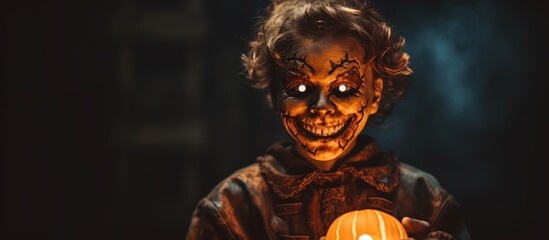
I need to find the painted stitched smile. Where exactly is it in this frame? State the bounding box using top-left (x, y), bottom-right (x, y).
top-left (298, 117), bottom-right (352, 138)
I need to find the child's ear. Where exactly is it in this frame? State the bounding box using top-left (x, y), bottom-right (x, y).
top-left (369, 78), bottom-right (383, 114)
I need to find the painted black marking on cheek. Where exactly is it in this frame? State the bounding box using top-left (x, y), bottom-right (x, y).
top-left (282, 112), bottom-right (317, 156)
top-left (334, 70), bottom-right (368, 151)
top-left (283, 114), bottom-right (298, 136)
top-left (338, 103), bottom-right (367, 152)
top-left (328, 51), bottom-right (359, 74)
top-left (337, 102), bottom-right (368, 151)
top-left (337, 117), bottom-right (352, 149)
top-left (355, 103), bottom-right (368, 124)
top-left (352, 104), bottom-right (368, 137)
top-left (357, 74), bottom-right (367, 94)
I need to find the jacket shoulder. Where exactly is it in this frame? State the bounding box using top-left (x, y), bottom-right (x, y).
top-left (188, 163), bottom-right (273, 239)
top-left (396, 162), bottom-right (450, 219)
top-left (205, 163), bottom-right (267, 202)
top-left (398, 162), bottom-right (444, 193)
top-left (396, 162), bottom-right (467, 237)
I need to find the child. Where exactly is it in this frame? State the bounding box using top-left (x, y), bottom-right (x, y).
top-left (187, 0), bottom-right (470, 239)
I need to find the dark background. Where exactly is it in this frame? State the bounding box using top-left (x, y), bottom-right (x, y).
top-left (3, 0), bottom-right (548, 239)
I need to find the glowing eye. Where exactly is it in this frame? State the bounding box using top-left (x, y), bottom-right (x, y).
top-left (358, 235), bottom-right (373, 240)
top-left (338, 84), bottom-right (347, 92)
top-left (297, 84), bottom-right (307, 92)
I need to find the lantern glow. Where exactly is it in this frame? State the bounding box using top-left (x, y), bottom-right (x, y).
top-left (325, 209), bottom-right (407, 240)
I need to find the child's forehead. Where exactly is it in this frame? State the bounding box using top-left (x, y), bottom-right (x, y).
top-left (284, 36), bottom-right (368, 80)
top-left (289, 36), bottom-right (366, 64)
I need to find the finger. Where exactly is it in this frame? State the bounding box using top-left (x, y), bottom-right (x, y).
top-left (401, 217), bottom-right (430, 235)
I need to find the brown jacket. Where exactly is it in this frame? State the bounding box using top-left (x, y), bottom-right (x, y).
top-left (187, 135), bottom-right (470, 240)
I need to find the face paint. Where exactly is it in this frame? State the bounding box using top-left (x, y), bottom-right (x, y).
top-left (277, 37), bottom-right (383, 163)
top-left (328, 51), bottom-right (359, 75)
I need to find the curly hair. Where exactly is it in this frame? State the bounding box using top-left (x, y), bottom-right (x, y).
top-left (241, 0), bottom-right (412, 126)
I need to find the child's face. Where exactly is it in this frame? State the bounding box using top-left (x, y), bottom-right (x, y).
top-left (277, 36), bottom-right (383, 162)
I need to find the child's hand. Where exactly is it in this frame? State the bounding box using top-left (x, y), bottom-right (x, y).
top-left (401, 217), bottom-right (454, 240)
top-left (402, 217), bottom-right (430, 236)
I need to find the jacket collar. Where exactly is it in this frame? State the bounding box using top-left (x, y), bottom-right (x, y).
top-left (258, 135), bottom-right (400, 199)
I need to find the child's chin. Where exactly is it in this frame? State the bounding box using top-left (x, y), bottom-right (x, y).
top-left (308, 146), bottom-right (344, 161)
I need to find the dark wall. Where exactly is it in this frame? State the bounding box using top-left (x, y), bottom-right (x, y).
top-left (3, 0), bottom-right (548, 239)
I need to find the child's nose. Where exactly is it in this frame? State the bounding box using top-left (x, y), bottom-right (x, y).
top-left (309, 91), bottom-right (335, 116)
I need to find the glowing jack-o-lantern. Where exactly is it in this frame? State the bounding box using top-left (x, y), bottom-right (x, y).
top-left (326, 209), bottom-right (408, 240)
